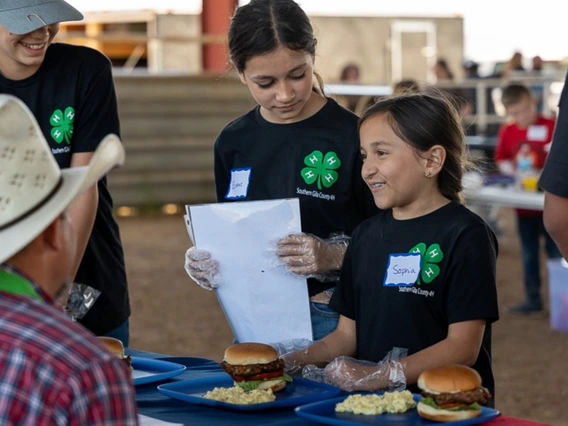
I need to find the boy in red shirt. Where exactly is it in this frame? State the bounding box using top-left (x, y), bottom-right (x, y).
top-left (495, 83), bottom-right (561, 314)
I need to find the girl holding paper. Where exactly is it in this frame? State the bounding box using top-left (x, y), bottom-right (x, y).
top-left (184, 0), bottom-right (377, 340)
top-left (282, 93), bottom-right (500, 406)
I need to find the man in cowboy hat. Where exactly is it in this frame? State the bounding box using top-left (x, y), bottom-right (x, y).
top-left (0, 0), bottom-right (131, 344)
top-left (0, 95), bottom-right (138, 425)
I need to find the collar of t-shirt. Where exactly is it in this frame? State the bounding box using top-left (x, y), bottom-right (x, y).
top-left (0, 264), bottom-right (53, 303)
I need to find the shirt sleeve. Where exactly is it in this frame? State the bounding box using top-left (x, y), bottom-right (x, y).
top-left (63, 359), bottom-right (139, 425)
top-left (445, 223), bottom-right (500, 326)
top-left (329, 231), bottom-right (357, 320)
top-left (494, 125), bottom-right (512, 162)
top-left (539, 71), bottom-right (568, 197)
top-left (72, 59), bottom-right (121, 154)
top-left (213, 135), bottom-right (231, 202)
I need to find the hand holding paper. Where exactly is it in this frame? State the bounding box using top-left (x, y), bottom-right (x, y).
top-left (184, 247), bottom-right (220, 290)
top-left (276, 233), bottom-right (349, 281)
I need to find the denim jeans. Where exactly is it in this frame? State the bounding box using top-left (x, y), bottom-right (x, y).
top-left (310, 302), bottom-right (339, 341)
top-left (517, 216), bottom-right (561, 306)
top-left (103, 320), bottom-right (130, 347)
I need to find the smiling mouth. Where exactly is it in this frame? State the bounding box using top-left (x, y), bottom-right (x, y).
top-left (369, 182), bottom-right (385, 189)
top-left (20, 42), bottom-right (46, 50)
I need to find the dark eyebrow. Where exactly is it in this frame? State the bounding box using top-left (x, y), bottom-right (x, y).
top-left (368, 141), bottom-right (390, 148)
top-left (252, 64), bottom-right (307, 80)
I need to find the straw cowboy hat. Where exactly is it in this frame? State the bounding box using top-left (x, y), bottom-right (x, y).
top-left (0, 94), bottom-right (124, 264)
top-left (0, 0), bottom-right (83, 35)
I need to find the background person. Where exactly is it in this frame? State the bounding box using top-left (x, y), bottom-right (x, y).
top-left (494, 83), bottom-right (560, 314)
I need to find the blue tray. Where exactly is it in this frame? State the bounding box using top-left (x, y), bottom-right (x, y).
top-left (157, 375), bottom-right (341, 412)
top-left (295, 394), bottom-right (500, 426)
top-left (131, 357), bottom-right (187, 386)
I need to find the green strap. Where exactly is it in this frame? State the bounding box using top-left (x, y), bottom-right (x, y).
top-left (0, 270), bottom-right (42, 301)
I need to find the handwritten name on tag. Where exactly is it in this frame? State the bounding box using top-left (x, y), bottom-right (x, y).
top-left (225, 168), bottom-right (251, 200)
top-left (383, 253), bottom-right (421, 286)
top-left (527, 125), bottom-right (548, 142)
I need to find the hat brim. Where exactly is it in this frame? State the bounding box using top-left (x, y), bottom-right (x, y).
top-left (0, 134), bottom-right (124, 264)
top-left (0, 1), bottom-right (83, 35)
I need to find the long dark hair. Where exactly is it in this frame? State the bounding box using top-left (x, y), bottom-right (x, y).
top-left (228, 0), bottom-right (324, 95)
top-left (359, 93), bottom-right (471, 203)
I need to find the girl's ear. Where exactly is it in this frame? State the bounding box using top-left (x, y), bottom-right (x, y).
top-left (238, 72), bottom-right (247, 85)
top-left (425, 145), bottom-right (446, 177)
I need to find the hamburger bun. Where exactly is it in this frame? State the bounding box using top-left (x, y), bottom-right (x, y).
top-left (257, 379), bottom-right (287, 392)
top-left (417, 401), bottom-right (481, 422)
top-left (223, 343), bottom-right (278, 365)
top-left (417, 365), bottom-right (482, 394)
top-left (97, 336), bottom-right (125, 358)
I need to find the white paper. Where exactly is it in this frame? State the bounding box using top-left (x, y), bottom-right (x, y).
top-left (187, 198), bottom-right (312, 343)
top-left (183, 207), bottom-right (195, 245)
top-left (527, 125), bottom-right (548, 142)
top-left (384, 254), bottom-right (421, 286)
top-left (138, 414), bottom-right (183, 426)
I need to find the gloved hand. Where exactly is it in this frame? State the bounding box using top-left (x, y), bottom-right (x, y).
top-left (270, 339), bottom-right (315, 375)
top-left (302, 356), bottom-right (406, 392)
top-left (276, 233), bottom-right (349, 281)
top-left (184, 247), bottom-right (220, 290)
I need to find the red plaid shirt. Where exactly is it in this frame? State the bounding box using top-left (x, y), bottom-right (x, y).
top-left (0, 266), bottom-right (139, 425)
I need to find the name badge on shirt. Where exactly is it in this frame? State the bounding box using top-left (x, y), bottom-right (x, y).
top-left (225, 168), bottom-right (251, 200)
top-left (383, 253), bottom-right (421, 287)
top-left (527, 125), bottom-right (548, 142)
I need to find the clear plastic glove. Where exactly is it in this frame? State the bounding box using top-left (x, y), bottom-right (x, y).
top-left (302, 356), bottom-right (406, 392)
top-left (275, 233), bottom-right (349, 281)
top-left (270, 339), bottom-right (315, 375)
top-left (184, 247), bottom-right (220, 290)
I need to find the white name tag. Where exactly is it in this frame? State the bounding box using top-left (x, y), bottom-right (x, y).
top-left (527, 125), bottom-right (548, 142)
top-left (225, 168), bottom-right (251, 200)
top-left (383, 253), bottom-right (421, 286)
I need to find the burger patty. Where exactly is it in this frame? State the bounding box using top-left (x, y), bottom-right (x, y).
top-left (221, 359), bottom-right (285, 378)
top-left (422, 387), bottom-right (492, 406)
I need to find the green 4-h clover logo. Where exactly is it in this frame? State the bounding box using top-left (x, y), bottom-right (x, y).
top-left (301, 150), bottom-right (341, 190)
top-left (50, 107), bottom-right (75, 144)
top-left (409, 243), bottom-right (444, 284)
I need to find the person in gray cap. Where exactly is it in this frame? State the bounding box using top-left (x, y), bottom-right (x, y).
top-left (0, 0), bottom-right (132, 345)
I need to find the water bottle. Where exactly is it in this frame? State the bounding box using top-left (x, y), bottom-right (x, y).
top-left (516, 144), bottom-right (536, 191)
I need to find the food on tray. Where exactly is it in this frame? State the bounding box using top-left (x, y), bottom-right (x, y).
top-left (334, 390), bottom-right (417, 415)
top-left (97, 336), bottom-right (132, 371)
top-left (221, 342), bottom-right (292, 392)
top-left (417, 365), bottom-right (492, 422)
top-left (203, 385), bottom-right (276, 404)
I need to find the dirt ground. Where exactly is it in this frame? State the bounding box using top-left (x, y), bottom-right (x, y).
top-left (121, 208), bottom-right (568, 426)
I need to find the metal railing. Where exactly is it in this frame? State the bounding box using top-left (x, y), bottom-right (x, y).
top-left (326, 74), bottom-right (565, 136)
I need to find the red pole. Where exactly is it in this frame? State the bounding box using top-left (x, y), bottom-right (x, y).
top-left (201, 0), bottom-right (238, 73)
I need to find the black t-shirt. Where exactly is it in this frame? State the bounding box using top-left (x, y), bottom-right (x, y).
top-left (0, 43), bottom-right (130, 335)
top-left (214, 99), bottom-right (378, 296)
top-left (540, 71), bottom-right (568, 197)
top-left (330, 202), bottom-right (499, 399)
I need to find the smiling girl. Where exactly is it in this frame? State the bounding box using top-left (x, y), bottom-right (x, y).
top-left (184, 0), bottom-right (377, 340)
top-left (284, 93), bottom-right (500, 406)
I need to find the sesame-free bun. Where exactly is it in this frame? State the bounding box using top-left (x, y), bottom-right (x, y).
top-left (417, 365), bottom-right (482, 394)
top-left (223, 343), bottom-right (278, 365)
top-left (97, 336), bottom-right (126, 358)
top-left (257, 379), bottom-right (286, 392)
top-left (417, 401), bottom-right (481, 422)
